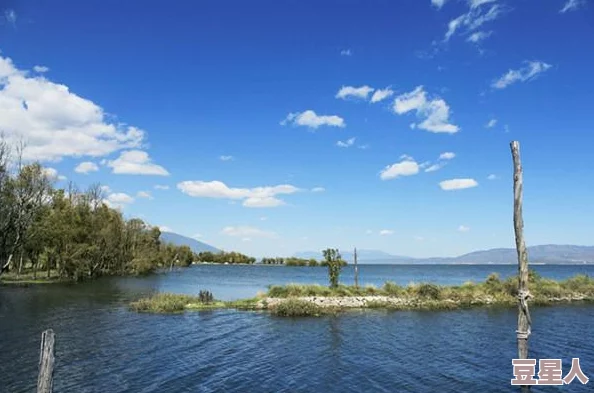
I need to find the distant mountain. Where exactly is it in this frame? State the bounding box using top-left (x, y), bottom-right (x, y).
top-left (160, 232), bottom-right (221, 254)
top-left (294, 245), bottom-right (594, 264)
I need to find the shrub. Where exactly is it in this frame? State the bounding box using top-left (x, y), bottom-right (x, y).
top-left (272, 299), bottom-right (325, 317)
top-left (416, 283), bottom-right (441, 300)
top-left (382, 281), bottom-right (404, 296)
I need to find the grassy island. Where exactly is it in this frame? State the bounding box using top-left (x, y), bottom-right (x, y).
top-left (129, 272), bottom-right (594, 316)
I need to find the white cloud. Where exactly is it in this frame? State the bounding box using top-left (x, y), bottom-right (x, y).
top-left (336, 85), bottom-right (374, 100)
top-left (492, 61), bottom-right (552, 89)
top-left (100, 185), bottom-right (111, 193)
top-left (486, 118), bottom-right (497, 128)
top-left (336, 137), bottom-right (356, 148)
top-left (221, 226), bottom-right (277, 239)
top-left (340, 49), bottom-right (353, 56)
top-left (432, 0), bottom-right (448, 9)
top-left (358, 144), bottom-right (370, 150)
top-left (260, 217), bottom-right (268, 221)
top-left (425, 163), bottom-right (446, 172)
top-left (107, 150), bottom-right (169, 176)
top-left (104, 192), bottom-right (135, 209)
top-left (311, 187), bottom-right (325, 192)
top-left (154, 184), bottom-right (170, 190)
top-left (4, 9), bottom-right (16, 25)
top-left (487, 174), bottom-right (498, 180)
top-left (159, 226), bottom-right (172, 233)
top-left (75, 161), bottom-right (99, 174)
top-left (33, 65), bottom-right (49, 73)
top-left (379, 229), bottom-right (394, 236)
top-left (560, 0), bottom-right (586, 13)
top-left (370, 88), bottom-right (394, 103)
top-left (366, 229), bottom-right (373, 235)
top-left (42, 167), bottom-right (59, 180)
top-left (439, 152), bottom-right (456, 160)
top-left (443, 3), bottom-right (504, 43)
top-left (0, 53), bottom-right (146, 162)
top-left (380, 156), bottom-right (420, 180)
top-left (137, 191), bottom-right (153, 200)
top-left (281, 110), bottom-right (345, 129)
top-left (458, 225), bottom-right (470, 232)
top-left (219, 155), bottom-right (234, 161)
top-left (177, 180), bottom-right (300, 208)
top-left (439, 178), bottom-right (479, 190)
top-left (393, 86), bottom-right (459, 134)
top-left (467, 30), bottom-right (492, 43)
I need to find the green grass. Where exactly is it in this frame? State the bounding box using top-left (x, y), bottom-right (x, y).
top-left (129, 273), bottom-right (594, 316)
top-left (0, 270), bottom-right (65, 286)
top-left (129, 293), bottom-right (262, 313)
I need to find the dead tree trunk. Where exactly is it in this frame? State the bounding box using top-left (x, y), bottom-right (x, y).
top-left (37, 329), bottom-right (55, 393)
top-left (511, 141), bottom-right (532, 393)
top-left (353, 247), bottom-right (359, 288)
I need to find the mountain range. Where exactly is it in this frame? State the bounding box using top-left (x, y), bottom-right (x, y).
top-left (295, 245), bottom-right (594, 264)
top-left (160, 232), bottom-right (221, 254)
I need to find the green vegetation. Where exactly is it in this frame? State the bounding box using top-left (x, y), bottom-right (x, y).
top-left (323, 248), bottom-right (345, 288)
top-left (130, 292), bottom-right (260, 313)
top-left (196, 251), bottom-right (256, 264)
top-left (0, 138), bottom-right (257, 283)
top-left (129, 273), bottom-right (594, 316)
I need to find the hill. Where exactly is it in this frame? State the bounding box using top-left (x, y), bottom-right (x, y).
top-left (295, 245), bottom-right (594, 264)
top-left (160, 232), bottom-right (221, 254)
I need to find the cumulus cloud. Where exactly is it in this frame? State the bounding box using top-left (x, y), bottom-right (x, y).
top-left (439, 178), bottom-right (478, 190)
top-left (379, 229), bottom-right (394, 236)
top-left (159, 226), bottom-right (173, 232)
top-left (221, 226), bottom-right (277, 238)
top-left (370, 87), bottom-right (394, 103)
top-left (380, 156), bottom-right (420, 180)
top-left (177, 180), bottom-right (300, 208)
top-left (75, 161), bottom-right (99, 174)
top-left (311, 187), bottom-right (325, 192)
top-left (336, 137), bottom-right (356, 148)
top-left (425, 162), bottom-right (446, 172)
top-left (137, 191), bottom-right (153, 200)
top-left (492, 61), bottom-right (552, 89)
top-left (42, 167), bottom-right (65, 181)
top-left (439, 152), bottom-right (456, 160)
top-left (560, 0), bottom-right (586, 13)
top-left (458, 225), bottom-right (470, 232)
top-left (336, 85), bottom-right (374, 100)
top-left (393, 86), bottom-right (459, 133)
top-left (486, 118), bottom-right (497, 128)
top-left (107, 150), bottom-right (169, 176)
top-left (340, 49), bottom-right (353, 56)
top-left (0, 53), bottom-right (147, 162)
top-left (103, 192), bottom-right (135, 209)
top-left (154, 184), bottom-right (170, 190)
top-left (219, 155), bottom-right (234, 161)
top-left (281, 110), bottom-right (345, 129)
top-left (3, 9), bottom-right (16, 25)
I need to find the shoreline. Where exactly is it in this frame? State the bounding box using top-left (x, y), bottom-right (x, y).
top-left (129, 273), bottom-right (594, 316)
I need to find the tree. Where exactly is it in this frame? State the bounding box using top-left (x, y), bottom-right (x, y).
top-left (323, 248), bottom-right (343, 288)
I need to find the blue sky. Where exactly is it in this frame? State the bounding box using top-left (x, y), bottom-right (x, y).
top-left (1, 0), bottom-right (593, 258)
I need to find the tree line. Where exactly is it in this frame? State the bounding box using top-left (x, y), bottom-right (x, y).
top-left (0, 139), bottom-right (255, 281)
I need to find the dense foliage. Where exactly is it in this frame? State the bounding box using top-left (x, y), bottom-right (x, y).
top-left (196, 251), bottom-right (256, 264)
top-left (323, 248), bottom-right (344, 288)
top-left (0, 139), bottom-right (253, 281)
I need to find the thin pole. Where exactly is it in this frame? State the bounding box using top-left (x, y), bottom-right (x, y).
top-left (354, 247), bottom-right (359, 288)
top-left (511, 141), bottom-right (531, 393)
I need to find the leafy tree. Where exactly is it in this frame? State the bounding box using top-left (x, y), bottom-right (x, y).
top-left (323, 248), bottom-right (344, 288)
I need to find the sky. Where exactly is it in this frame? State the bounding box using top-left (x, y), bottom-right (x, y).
top-left (0, 0), bottom-right (593, 258)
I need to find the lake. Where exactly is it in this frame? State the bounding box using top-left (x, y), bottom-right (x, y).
top-left (1, 264), bottom-right (593, 392)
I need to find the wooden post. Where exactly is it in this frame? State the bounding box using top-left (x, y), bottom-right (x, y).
top-left (354, 247), bottom-right (359, 288)
top-left (37, 329), bottom-right (55, 393)
top-left (511, 141), bottom-right (532, 393)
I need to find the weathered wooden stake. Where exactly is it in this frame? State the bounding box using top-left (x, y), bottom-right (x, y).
top-left (354, 247), bottom-right (359, 288)
top-left (37, 329), bottom-right (55, 393)
top-left (511, 141), bottom-right (532, 393)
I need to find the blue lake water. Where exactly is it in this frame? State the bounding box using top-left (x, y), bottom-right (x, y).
top-left (1, 264), bottom-right (593, 392)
